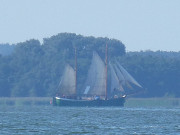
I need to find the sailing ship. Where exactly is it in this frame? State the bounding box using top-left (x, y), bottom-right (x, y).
top-left (53, 45), bottom-right (142, 107)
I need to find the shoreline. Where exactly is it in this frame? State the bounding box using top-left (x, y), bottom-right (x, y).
top-left (0, 97), bottom-right (179, 107)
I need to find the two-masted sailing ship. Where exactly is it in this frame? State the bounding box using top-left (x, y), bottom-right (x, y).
top-left (53, 45), bottom-right (142, 107)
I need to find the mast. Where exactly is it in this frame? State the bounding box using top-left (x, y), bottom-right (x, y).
top-left (75, 47), bottom-right (77, 97)
top-left (105, 44), bottom-right (108, 100)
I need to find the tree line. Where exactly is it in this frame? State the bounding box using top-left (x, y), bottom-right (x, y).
top-left (0, 33), bottom-right (180, 97)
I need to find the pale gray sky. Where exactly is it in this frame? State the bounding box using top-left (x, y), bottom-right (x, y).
top-left (0, 0), bottom-right (180, 51)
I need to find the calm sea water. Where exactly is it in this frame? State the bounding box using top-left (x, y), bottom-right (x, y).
top-left (0, 105), bottom-right (180, 135)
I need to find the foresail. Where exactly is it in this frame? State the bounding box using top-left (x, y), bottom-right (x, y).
top-left (116, 62), bottom-right (142, 88)
top-left (113, 64), bottom-right (126, 87)
top-left (83, 51), bottom-right (106, 96)
top-left (107, 60), bottom-right (142, 97)
top-left (109, 63), bottom-right (124, 94)
top-left (59, 64), bottom-right (76, 96)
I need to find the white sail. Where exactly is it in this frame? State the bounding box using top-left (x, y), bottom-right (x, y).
top-left (59, 64), bottom-right (76, 96)
top-left (109, 62), bottom-right (124, 94)
top-left (113, 64), bottom-right (126, 86)
top-left (116, 62), bottom-right (142, 88)
top-left (108, 61), bottom-right (142, 96)
top-left (83, 51), bottom-right (106, 96)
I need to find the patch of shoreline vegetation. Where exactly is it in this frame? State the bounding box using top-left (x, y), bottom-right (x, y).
top-left (125, 98), bottom-right (180, 108)
top-left (0, 97), bottom-right (51, 106)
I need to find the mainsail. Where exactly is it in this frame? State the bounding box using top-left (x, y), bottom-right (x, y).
top-left (83, 51), bottom-right (106, 96)
top-left (83, 52), bottom-right (142, 97)
top-left (58, 64), bottom-right (76, 96)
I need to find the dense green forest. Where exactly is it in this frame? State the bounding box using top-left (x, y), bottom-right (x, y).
top-left (0, 44), bottom-right (14, 56)
top-left (0, 33), bottom-right (180, 97)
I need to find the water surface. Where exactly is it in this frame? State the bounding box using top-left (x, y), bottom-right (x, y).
top-left (0, 105), bottom-right (180, 135)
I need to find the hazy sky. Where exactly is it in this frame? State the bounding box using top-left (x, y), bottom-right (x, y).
top-left (0, 0), bottom-right (180, 51)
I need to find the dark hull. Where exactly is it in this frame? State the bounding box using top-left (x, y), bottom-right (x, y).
top-left (53, 97), bottom-right (126, 107)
